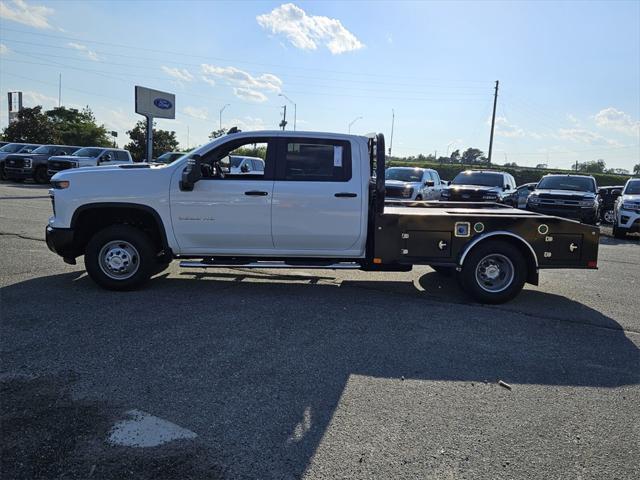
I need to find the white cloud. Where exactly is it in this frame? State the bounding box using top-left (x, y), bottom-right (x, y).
top-left (566, 113), bottom-right (580, 125)
top-left (161, 66), bottom-right (194, 83)
top-left (229, 116), bottom-right (268, 131)
top-left (67, 42), bottom-right (99, 61)
top-left (494, 116), bottom-right (526, 138)
top-left (0, 0), bottom-right (54, 29)
top-left (201, 64), bottom-right (282, 102)
top-left (201, 76), bottom-right (216, 87)
top-left (182, 106), bottom-right (208, 120)
top-left (22, 90), bottom-right (58, 109)
top-left (594, 107), bottom-right (640, 137)
top-left (0, 43), bottom-right (9, 55)
top-left (556, 128), bottom-right (621, 146)
top-left (233, 87), bottom-right (268, 103)
top-left (257, 3), bottom-right (364, 54)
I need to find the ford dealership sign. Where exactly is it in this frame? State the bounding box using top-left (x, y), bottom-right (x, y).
top-left (135, 86), bottom-right (175, 119)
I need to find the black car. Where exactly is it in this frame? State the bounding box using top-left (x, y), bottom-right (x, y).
top-left (598, 185), bottom-right (624, 224)
top-left (440, 170), bottom-right (517, 202)
top-left (526, 174), bottom-right (599, 224)
top-left (4, 145), bottom-right (81, 183)
top-left (501, 182), bottom-right (537, 209)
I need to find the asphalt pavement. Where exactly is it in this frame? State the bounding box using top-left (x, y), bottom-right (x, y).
top-left (1, 182), bottom-right (639, 480)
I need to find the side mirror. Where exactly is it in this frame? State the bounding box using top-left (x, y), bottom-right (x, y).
top-left (504, 185), bottom-right (510, 190)
top-left (241, 163), bottom-right (250, 173)
top-left (180, 154), bottom-right (203, 191)
top-left (611, 189), bottom-right (622, 195)
top-left (103, 154), bottom-right (111, 162)
top-left (425, 180), bottom-right (435, 187)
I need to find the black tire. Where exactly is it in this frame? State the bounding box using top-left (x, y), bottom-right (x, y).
top-left (84, 225), bottom-right (156, 291)
top-left (613, 224), bottom-right (627, 239)
top-left (457, 240), bottom-right (527, 304)
top-left (430, 265), bottom-right (455, 276)
top-left (34, 166), bottom-right (49, 184)
top-left (12, 178), bottom-right (24, 183)
top-left (415, 195), bottom-right (423, 201)
top-left (0, 162), bottom-right (6, 181)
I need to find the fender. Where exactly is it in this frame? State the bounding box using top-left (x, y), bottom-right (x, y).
top-left (457, 230), bottom-right (539, 270)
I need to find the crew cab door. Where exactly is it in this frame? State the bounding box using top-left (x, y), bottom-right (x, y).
top-left (270, 137), bottom-right (365, 254)
top-left (169, 137), bottom-right (275, 254)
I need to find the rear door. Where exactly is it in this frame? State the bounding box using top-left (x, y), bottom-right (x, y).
top-left (271, 137), bottom-right (364, 254)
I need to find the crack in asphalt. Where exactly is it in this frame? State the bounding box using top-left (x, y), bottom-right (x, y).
top-left (0, 232), bottom-right (44, 242)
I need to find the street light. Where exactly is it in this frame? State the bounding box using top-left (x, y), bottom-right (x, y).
top-left (278, 93), bottom-right (296, 131)
top-left (446, 142), bottom-right (455, 157)
top-left (219, 104), bottom-right (230, 130)
top-left (348, 116), bottom-right (363, 134)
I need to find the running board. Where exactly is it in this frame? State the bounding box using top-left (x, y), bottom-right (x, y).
top-left (179, 260), bottom-right (361, 270)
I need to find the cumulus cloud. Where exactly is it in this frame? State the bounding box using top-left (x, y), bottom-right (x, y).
top-left (229, 116), bottom-right (268, 131)
top-left (594, 107), bottom-right (640, 137)
top-left (0, 43), bottom-right (9, 55)
top-left (161, 66), bottom-right (194, 83)
top-left (22, 90), bottom-right (58, 109)
top-left (556, 128), bottom-right (621, 146)
top-left (494, 116), bottom-right (526, 138)
top-left (182, 106), bottom-right (208, 120)
top-left (201, 76), bottom-right (216, 87)
top-left (68, 42), bottom-right (99, 61)
top-left (201, 64), bottom-right (282, 102)
top-left (0, 0), bottom-right (54, 29)
top-left (257, 3), bottom-right (364, 54)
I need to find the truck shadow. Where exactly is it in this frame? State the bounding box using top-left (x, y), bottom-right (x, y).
top-left (1, 271), bottom-right (638, 479)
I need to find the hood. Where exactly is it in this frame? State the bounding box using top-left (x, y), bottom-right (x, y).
top-left (622, 194), bottom-right (640, 202)
top-left (385, 179), bottom-right (422, 187)
top-left (48, 155), bottom-right (89, 161)
top-left (446, 184), bottom-right (501, 193)
top-left (6, 152), bottom-right (49, 160)
top-left (532, 189), bottom-right (595, 198)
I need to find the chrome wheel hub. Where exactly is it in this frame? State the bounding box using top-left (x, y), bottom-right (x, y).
top-left (475, 254), bottom-right (515, 293)
top-left (604, 210), bottom-right (615, 224)
top-left (99, 240), bottom-right (140, 280)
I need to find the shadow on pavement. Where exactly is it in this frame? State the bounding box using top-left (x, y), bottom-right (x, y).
top-left (1, 271), bottom-right (638, 479)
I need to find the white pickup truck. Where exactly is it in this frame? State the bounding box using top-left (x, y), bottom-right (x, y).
top-left (46, 130), bottom-right (600, 303)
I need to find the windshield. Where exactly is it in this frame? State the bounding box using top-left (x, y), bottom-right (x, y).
top-left (72, 147), bottom-right (103, 158)
top-left (32, 145), bottom-right (59, 155)
top-left (624, 180), bottom-right (640, 195)
top-left (537, 176), bottom-right (596, 192)
top-left (385, 168), bottom-right (423, 182)
top-left (451, 172), bottom-right (503, 187)
top-left (0, 144), bottom-right (26, 153)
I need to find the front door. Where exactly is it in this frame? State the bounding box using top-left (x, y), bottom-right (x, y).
top-left (271, 137), bottom-right (365, 255)
top-left (170, 137), bottom-right (275, 255)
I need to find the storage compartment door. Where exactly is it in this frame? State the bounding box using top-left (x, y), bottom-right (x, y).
top-left (547, 234), bottom-right (583, 261)
top-left (405, 231), bottom-right (452, 258)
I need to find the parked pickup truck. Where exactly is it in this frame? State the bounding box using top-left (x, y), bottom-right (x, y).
top-left (612, 178), bottom-right (640, 239)
top-left (526, 174), bottom-right (600, 224)
top-left (45, 131), bottom-right (599, 304)
top-left (5, 144), bottom-right (80, 183)
top-left (47, 147), bottom-right (133, 176)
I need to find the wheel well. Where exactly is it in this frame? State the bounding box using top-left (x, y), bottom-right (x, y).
top-left (460, 234), bottom-right (539, 285)
top-left (72, 205), bottom-right (168, 257)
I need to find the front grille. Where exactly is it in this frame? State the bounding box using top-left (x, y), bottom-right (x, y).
top-left (48, 160), bottom-right (75, 173)
top-left (385, 185), bottom-right (413, 198)
top-left (538, 193), bottom-right (584, 202)
top-left (448, 190), bottom-right (485, 201)
top-left (5, 157), bottom-right (25, 168)
top-left (538, 198), bottom-right (581, 206)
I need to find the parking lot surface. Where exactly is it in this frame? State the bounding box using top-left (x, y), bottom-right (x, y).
top-left (1, 182), bottom-right (639, 480)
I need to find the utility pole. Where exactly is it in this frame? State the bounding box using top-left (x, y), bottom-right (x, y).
top-left (187, 126), bottom-right (190, 150)
top-left (279, 93), bottom-right (296, 130)
top-left (219, 104), bottom-right (229, 130)
top-left (487, 80), bottom-right (499, 164)
top-left (348, 116), bottom-right (362, 134)
top-left (389, 109), bottom-right (395, 156)
top-left (58, 73), bottom-right (62, 107)
top-left (279, 105), bottom-right (288, 130)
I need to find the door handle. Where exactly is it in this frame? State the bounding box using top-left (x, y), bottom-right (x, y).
top-left (334, 192), bottom-right (357, 198)
top-left (244, 191), bottom-right (268, 196)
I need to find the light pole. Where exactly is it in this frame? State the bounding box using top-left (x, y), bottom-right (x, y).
top-left (278, 93), bottom-right (296, 130)
top-left (446, 142), bottom-right (455, 157)
top-left (219, 103), bottom-right (230, 130)
top-left (348, 116), bottom-right (363, 134)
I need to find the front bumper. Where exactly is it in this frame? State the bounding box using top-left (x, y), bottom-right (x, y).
top-left (45, 225), bottom-right (78, 260)
top-left (5, 167), bottom-right (33, 179)
top-left (617, 209), bottom-right (640, 232)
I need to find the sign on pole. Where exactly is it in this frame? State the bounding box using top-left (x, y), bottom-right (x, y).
top-left (135, 86), bottom-right (175, 162)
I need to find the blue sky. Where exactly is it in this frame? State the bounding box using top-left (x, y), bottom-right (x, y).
top-left (0, 0), bottom-right (638, 170)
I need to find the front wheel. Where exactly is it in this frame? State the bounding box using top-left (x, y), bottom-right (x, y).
top-left (415, 195), bottom-right (423, 201)
top-left (603, 209), bottom-right (615, 224)
top-left (613, 224), bottom-right (627, 239)
top-left (34, 166), bottom-right (49, 184)
top-left (84, 225), bottom-right (156, 291)
top-left (0, 162), bottom-right (6, 181)
top-left (457, 240), bottom-right (527, 304)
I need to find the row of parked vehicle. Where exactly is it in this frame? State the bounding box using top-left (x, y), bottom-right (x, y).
top-left (383, 166), bottom-right (640, 238)
top-left (0, 142), bottom-right (133, 184)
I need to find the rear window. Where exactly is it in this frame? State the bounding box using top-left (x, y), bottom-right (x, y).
top-left (0, 144), bottom-right (25, 153)
top-left (283, 140), bottom-right (351, 181)
top-left (114, 151), bottom-right (129, 161)
top-left (537, 176), bottom-right (596, 193)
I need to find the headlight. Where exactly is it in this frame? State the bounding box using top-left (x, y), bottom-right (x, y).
top-left (402, 188), bottom-right (414, 198)
top-left (441, 190), bottom-right (450, 198)
top-left (51, 180), bottom-right (70, 189)
top-left (528, 196), bottom-right (540, 204)
top-left (22, 158), bottom-right (32, 167)
top-left (622, 202), bottom-right (636, 210)
top-left (579, 199), bottom-right (595, 207)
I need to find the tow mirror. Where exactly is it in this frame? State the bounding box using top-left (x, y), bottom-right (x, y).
top-left (504, 184), bottom-right (510, 190)
top-left (103, 154), bottom-right (111, 162)
top-left (241, 163), bottom-right (250, 173)
top-left (180, 154), bottom-right (203, 191)
top-left (425, 180), bottom-right (435, 187)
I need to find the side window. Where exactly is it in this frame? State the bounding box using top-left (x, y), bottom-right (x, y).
top-left (432, 171), bottom-right (441, 184)
top-left (281, 139), bottom-right (351, 182)
top-left (252, 159), bottom-right (264, 171)
top-left (201, 138), bottom-right (270, 180)
top-left (114, 151), bottom-right (128, 161)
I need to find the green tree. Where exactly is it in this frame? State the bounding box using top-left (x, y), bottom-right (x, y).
top-left (449, 149), bottom-right (461, 163)
top-left (576, 159), bottom-right (606, 173)
top-left (125, 120), bottom-right (180, 161)
top-left (209, 128), bottom-right (227, 140)
top-left (46, 106), bottom-right (111, 147)
top-left (1, 106), bottom-right (57, 143)
top-left (633, 163), bottom-right (640, 175)
top-left (461, 148), bottom-right (486, 164)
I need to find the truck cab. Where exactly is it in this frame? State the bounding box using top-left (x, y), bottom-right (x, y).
top-left (46, 130), bottom-right (599, 304)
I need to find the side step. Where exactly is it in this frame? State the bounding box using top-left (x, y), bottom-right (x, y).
top-left (179, 260), bottom-right (361, 270)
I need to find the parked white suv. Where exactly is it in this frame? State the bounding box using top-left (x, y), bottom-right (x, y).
top-left (228, 155), bottom-right (265, 175)
top-left (613, 178), bottom-right (640, 239)
top-left (48, 147), bottom-right (132, 176)
top-left (384, 167), bottom-right (443, 200)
